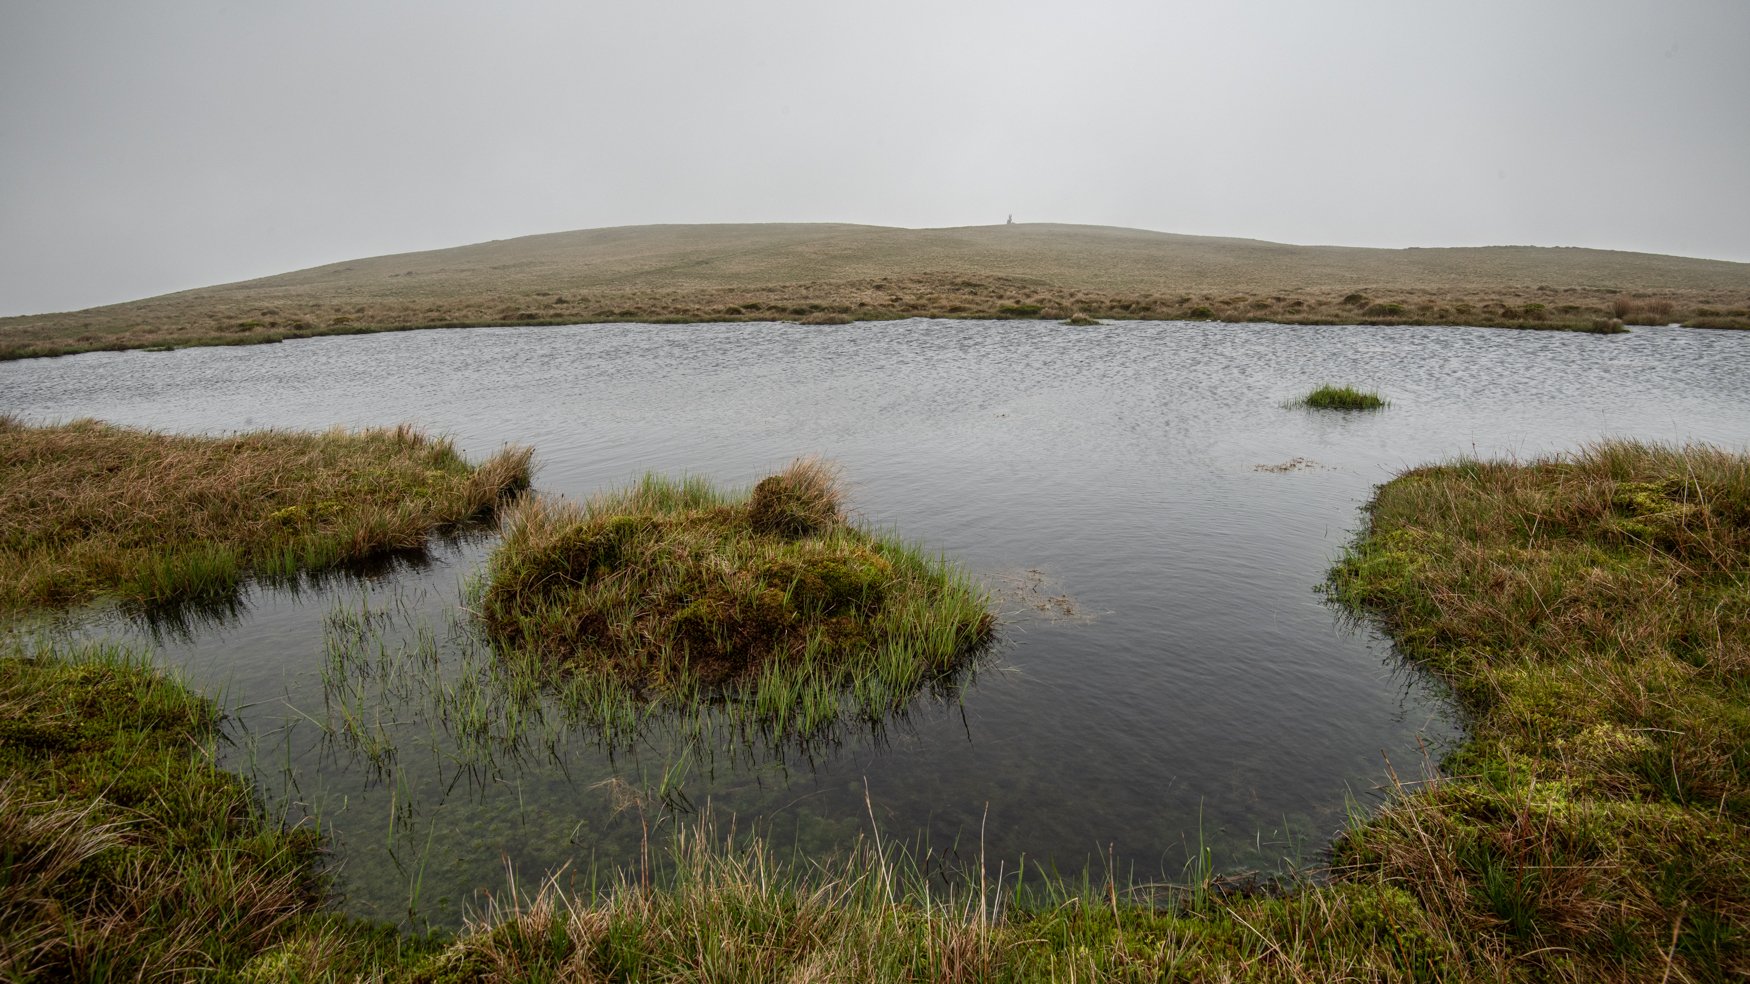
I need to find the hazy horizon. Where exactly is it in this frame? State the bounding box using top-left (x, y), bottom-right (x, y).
top-left (4, 0), bottom-right (1748, 317)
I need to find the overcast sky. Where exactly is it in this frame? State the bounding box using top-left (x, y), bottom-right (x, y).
top-left (2, 0), bottom-right (1747, 316)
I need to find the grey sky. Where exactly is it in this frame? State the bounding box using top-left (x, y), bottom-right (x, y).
top-left (3, 0), bottom-right (1746, 316)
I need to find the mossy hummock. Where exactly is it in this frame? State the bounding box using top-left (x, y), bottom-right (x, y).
top-left (477, 460), bottom-right (994, 734)
top-left (1327, 440), bottom-right (1750, 979)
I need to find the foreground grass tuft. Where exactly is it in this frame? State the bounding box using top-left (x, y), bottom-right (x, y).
top-left (1327, 439), bottom-right (1750, 980)
top-left (478, 460), bottom-right (994, 738)
top-left (0, 643), bottom-right (439, 981)
top-left (397, 818), bottom-right (1461, 983)
top-left (0, 416), bottom-right (532, 615)
top-left (0, 644), bottom-right (321, 979)
top-left (1297, 384), bottom-right (1388, 410)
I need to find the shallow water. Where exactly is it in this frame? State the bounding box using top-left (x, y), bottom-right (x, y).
top-left (4, 319), bottom-right (1747, 926)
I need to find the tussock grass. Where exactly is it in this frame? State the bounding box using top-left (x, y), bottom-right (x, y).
top-left (1297, 384), bottom-right (1388, 410)
top-left (0, 416), bottom-right (532, 614)
top-left (397, 816), bottom-right (1460, 983)
top-left (1327, 440), bottom-right (1750, 980)
top-left (0, 644), bottom-right (324, 979)
top-left (0, 643), bottom-right (434, 982)
top-left (478, 460), bottom-right (994, 738)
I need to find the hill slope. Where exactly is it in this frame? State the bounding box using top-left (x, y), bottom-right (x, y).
top-left (4, 223), bottom-right (1747, 359)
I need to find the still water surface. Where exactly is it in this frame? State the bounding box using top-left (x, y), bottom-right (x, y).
top-left (4, 319), bottom-right (1747, 925)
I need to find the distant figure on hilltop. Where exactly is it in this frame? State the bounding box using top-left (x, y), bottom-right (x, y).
top-left (1006, 214), bottom-right (1014, 224)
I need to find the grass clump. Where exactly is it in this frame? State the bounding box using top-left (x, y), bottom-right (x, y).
top-left (1327, 440), bottom-right (1750, 979)
top-left (397, 818), bottom-right (1459, 983)
top-left (0, 643), bottom-right (435, 981)
top-left (0, 645), bottom-right (315, 978)
top-left (1297, 384), bottom-right (1387, 410)
top-left (0, 416), bottom-right (532, 615)
top-left (478, 459), bottom-right (993, 737)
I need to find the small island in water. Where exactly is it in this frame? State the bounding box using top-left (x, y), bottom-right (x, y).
top-left (476, 458), bottom-right (994, 739)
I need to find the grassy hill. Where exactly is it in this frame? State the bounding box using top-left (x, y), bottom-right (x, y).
top-left (4, 222), bottom-right (1747, 359)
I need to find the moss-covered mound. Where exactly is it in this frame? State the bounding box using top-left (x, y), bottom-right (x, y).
top-left (1328, 440), bottom-right (1750, 979)
top-left (477, 460), bottom-right (994, 733)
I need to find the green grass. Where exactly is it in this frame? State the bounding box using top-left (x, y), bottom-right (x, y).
top-left (0, 642), bottom-right (424, 979)
top-left (477, 460), bottom-right (995, 740)
top-left (1325, 440), bottom-right (1750, 980)
top-left (385, 815), bottom-right (1459, 983)
top-left (0, 416), bottom-right (532, 616)
top-left (1297, 384), bottom-right (1388, 410)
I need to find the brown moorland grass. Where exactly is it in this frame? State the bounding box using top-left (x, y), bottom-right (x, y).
top-left (384, 819), bottom-right (1465, 983)
top-left (0, 416), bottom-right (532, 614)
top-left (0, 645), bottom-right (326, 979)
top-left (3, 223), bottom-right (1746, 360)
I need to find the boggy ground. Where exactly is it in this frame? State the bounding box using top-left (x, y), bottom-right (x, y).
top-left (0, 417), bottom-right (531, 617)
top-left (4, 222), bottom-right (1747, 360)
top-left (0, 644), bottom-right (428, 980)
top-left (0, 419), bottom-right (530, 979)
top-left (477, 460), bottom-right (995, 739)
top-left (1, 430), bottom-right (1745, 980)
top-left (1325, 440), bottom-right (1750, 981)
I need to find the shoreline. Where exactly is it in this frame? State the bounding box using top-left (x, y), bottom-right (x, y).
top-left (6, 305), bottom-right (1744, 364)
top-left (8, 222), bottom-right (1744, 361)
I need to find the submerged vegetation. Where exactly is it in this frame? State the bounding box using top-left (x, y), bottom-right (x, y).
top-left (1297, 385), bottom-right (1388, 411)
top-left (478, 460), bottom-right (995, 739)
top-left (0, 416), bottom-right (531, 615)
